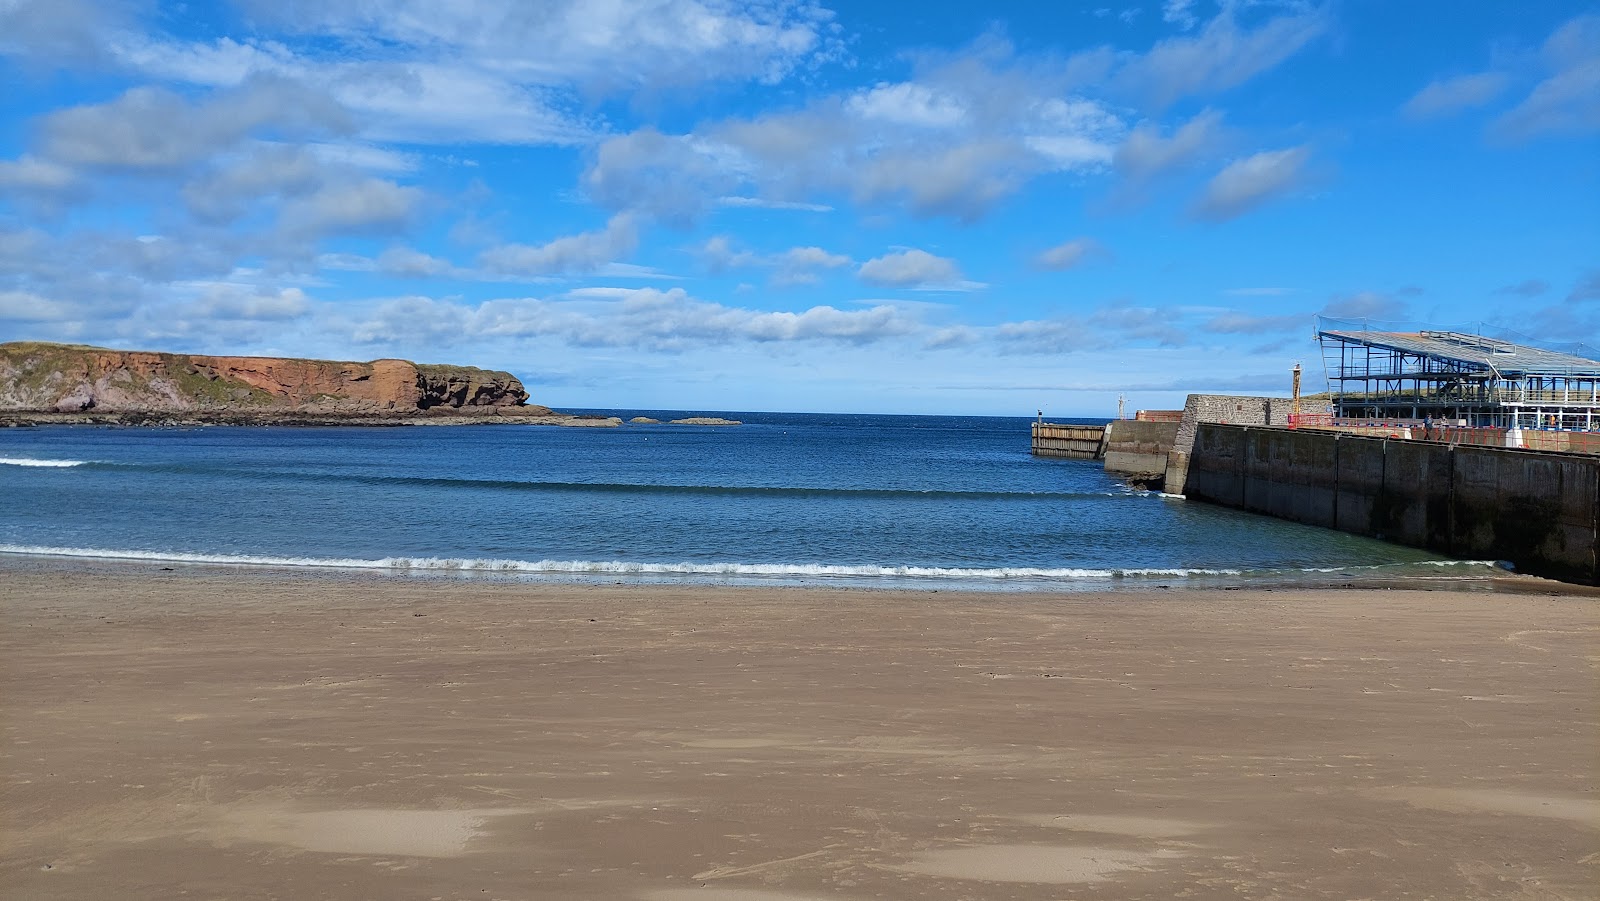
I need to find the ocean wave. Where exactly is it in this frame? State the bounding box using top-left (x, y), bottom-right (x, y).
top-left (0, 544), bottom-right (1235, 578)
top-left (381, 477), bottom-right (1134, 502)
top-left (0, 457), bottom-right (90, 468)
top-left (59, 462), bottom-right (1141, 502)
top-left (0, 544), bottom-right (1501, 583)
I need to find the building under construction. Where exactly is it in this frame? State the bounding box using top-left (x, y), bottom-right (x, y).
top-left (1316, 318), bottom-right (1600, 430)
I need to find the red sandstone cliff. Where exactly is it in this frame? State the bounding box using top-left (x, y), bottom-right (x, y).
top-left (0, 342), bottom-right (535, 416)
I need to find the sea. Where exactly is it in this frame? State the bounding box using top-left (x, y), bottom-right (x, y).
top-left (0, 411), bottom-right (1499, 591)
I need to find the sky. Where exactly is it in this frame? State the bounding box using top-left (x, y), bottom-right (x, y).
top-left (1, 1), bottom-right (1597, 416)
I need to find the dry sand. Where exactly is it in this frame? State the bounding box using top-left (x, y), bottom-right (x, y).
top-left (1, 563), bottom-right (1596, 900)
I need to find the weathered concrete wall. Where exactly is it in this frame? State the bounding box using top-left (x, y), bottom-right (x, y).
top-left (1186, 424), bottom-right (1600, 586)
top-left (1167, 394), bottom-right (1293, 495)
top-left (1451, 446), bottom-right (1598, 584)
top-left (1031, 423), bottom-right (1107, 459)
top-left (1103, 420), bottom-right (1180, 480)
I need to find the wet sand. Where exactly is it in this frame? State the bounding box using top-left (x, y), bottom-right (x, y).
top-left (2, 564), bottom-right (1596, 899)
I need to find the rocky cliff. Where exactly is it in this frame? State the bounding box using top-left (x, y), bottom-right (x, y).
top-left (0, 342), bottom-right (538, 417)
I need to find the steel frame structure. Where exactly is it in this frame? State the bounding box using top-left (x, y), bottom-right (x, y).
top-left (1315, 322), bottom-right (1600, 430)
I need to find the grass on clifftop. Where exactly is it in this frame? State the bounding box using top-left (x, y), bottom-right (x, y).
top-left (415, 362), bottom-right (515, 380)
top-left (169, 366), bottom-right (275, 406)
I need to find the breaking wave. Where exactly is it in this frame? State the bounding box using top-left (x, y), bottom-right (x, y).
top-left (0, 544), bottom-right (1503, 588)
top-left (0, 457), bottom-right (90, 468)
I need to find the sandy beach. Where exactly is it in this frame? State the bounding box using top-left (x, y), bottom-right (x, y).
top-left (2, 564), bottom-right (1596, 900)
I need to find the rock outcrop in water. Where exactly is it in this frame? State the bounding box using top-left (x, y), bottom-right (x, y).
top-left (0, 341), bottom-right (560, 425)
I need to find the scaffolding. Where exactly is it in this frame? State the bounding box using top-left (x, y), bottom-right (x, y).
top-left (1315, 317), bottom-right (1600, 430)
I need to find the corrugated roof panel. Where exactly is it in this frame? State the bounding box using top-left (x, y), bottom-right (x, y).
top-left (1319, 330), bottom-right (1600, 376)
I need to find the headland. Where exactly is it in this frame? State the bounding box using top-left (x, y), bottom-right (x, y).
top-left (0, 341), bottom-right (633, 427)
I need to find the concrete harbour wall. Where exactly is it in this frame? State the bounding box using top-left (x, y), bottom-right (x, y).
top-left (1166, 395), bottom-right (1293, 495)
top-left (1185, 423), bottom-right (1600, 586)
top-left (1103, 420), bottom-right (1180, 482)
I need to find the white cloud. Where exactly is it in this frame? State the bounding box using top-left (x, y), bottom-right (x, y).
top-left (180, 145), bottom-right (327, 222)
top-left (478, 215), bottom-right (640, 278)
top-left (583, 41), bottom-right (1124, 222)
top-left (1202, 311), bottom-right (1306, 334)
top-left (190, 285), bottom-right (312, 321)
top-left (849, 141), bottom-right (1038, 221)
top-left (230, 0), bottom-right (837, 91)
top-left (1321, 291), bottom-right (1408, 321)
top-left (924, 325), bottom-right (979, 349)
top-left (699, 236), bottom-right (759, 273)
top-left (1493, 279), bottom-right (1549, 298)
top-left (584, 129), bottom-right (744, 222)
top-left (353, 295), bottom-right (473, 344)
top-left (781, 246), bottom-right (850, 269)
top-left (303, 142), bottom-right (421, 174)
top-left (352, 287), bottom-right (921, 350)
top-left (0, 289), bottom-right (81, 322)
top-left (1113, 5), bottom-right (1329, 109)
top-left (39, 78), bottom-right (350, 170)
top-left (1494, 14), bottom-right (1600, 140)
top-left (1089, 302), bottom-right (1187, 346)
top-left (0, 154), bottom-right (76, 196)
top-left (993, 317), bottom-right (1088, 354)
top-left (279, 178), bottom-right (422, 238)
top-left (376, 247), bottom-right (458, 278)
top-left (1162, 0), bottom-right (1199, 30)
top-left (90, 0), bottom-right (838, 148)
top-left (857, 250), bottom-right (964, 289)
top-left (317, 61), bottom-right (595, 146)
top-left (0, 0), bottom-right (135, 67)
top-left (1033, 237), bottom-right (1108, 271)
top-left (1026, 134), bottom-right (1115, 168)
top-left (846, 82), bottom-right (968, 128)
top-left (1191, 145), bottom-right (1312, 221)
top-left (1568, 269), bottom-right (1600, 303)
top-left (112, 37), bottom-right (595, 146)
top-left (697, 238), bottom-right (850, 286)
top-left (716, 195), bottom-right (833, 212)
top-left (1116, 108), bottom-right (1226, 181)
top-left (1524, 302), bottom-right (1600, 344)
top-left (773, 246), bottom-right (852, 286)
top-left (1402, 72), bottom-right (1507, 120)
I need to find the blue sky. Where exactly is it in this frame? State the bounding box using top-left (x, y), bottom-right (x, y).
top-left (1, 0), bottom-right (1596, 415)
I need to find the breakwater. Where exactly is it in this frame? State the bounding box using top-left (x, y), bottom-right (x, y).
top-left (1031, 394), bottom-right (1291, 491)
top-left (1183, 423), bottom-right (1599, 585)
top-left (1102, 420), bottom-right (1180, 486)
top-left (1029, 422), bottom-right (1106, 459)
top-left (1028, 419), bottom-right (1180, 484)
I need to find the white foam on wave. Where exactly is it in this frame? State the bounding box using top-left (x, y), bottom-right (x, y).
top-left (0, 545), bottom-right (1502, 584)
top-left (0, 457), bottom-right (89, 468)
top-left (0, 544), bottom-right (1248, 581)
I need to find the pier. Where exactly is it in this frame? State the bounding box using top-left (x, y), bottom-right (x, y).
top-left (1184, 424), bottom-right (1599, 586)
top-left (1028, 422), bottom-right (1106, 460)
top-left (1031, 394), bottom-right (1291, 491)
top-left (1032, 405), bottom-right (1600, 586)
top-left (1030, 330), bottom-right (1600, 585)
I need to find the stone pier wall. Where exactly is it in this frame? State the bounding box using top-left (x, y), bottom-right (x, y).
top-left (1185, 423), bottom-right (1599, 586)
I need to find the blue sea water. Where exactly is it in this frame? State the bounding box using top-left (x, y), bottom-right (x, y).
top-left (0, 411), bottom-right (1488, 589)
